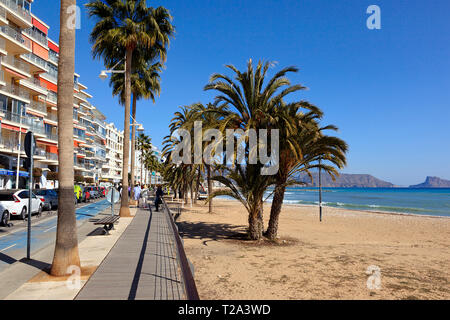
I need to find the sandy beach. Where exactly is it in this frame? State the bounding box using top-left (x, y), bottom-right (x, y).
top-left (174, 199), bottom-right (450, 300)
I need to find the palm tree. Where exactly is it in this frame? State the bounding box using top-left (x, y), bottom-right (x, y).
top-left (265, 101), bottom-right (348, 240)
top-left (137, 133), bottom-right (152, 184)
top-left (204, 60), bottom-right (304, 240)
top-left (111, 54), bottom-right (162, 202)
top-left (86, 0), bottom-right (174, 216)
top-left (50, 0), bottom-right (80, 276)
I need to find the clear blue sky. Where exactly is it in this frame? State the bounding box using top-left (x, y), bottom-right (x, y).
top-left (32, 0), bottom-right (450, 186)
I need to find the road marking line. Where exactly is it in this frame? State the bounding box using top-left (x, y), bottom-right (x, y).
top-left (43, 226), bottom-right (57, 233)
top-left (0, 244), bottom-right (16, 252)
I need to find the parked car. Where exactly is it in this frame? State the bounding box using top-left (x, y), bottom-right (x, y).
top-left (85, 186), bottom-right (99, 199)
top-left (34, 189), bottom-right (58, 210)
top-left (0, 190), bottom-right (43, 222)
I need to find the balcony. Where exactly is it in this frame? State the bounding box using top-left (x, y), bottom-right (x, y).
top-left (0, 25), bottom-right (31, 54)
top-left (19, 77), bottom-right (48, 96)
top-left (45, 90), bottom-right (57, 104)
top-left (2, 54), bottom-right (30, 77)
top-left (48, 51), bottom-right (58, 65)
top-left (28, 100), bottom-right (47, 115)
top-left (20, 52), bottom-right (48, 73)
top-left (0, 0), bottom-right (32, 28)
top-left (0, 6), bottom-right (6, 26)
top-left (23, 27), bottom-right (48, 47)
top-left (45, 112), bottom-right (57, 123)
top-left (0, 82), bottom-right (30, 102)
top-left (45, 152), bottom-right (58, 161)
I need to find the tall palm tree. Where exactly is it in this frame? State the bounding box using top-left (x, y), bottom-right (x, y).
top-left (265, 101), bottom-right (348, 240)
top-left (50, 0), bottom-right (80, 276)
top-left (86, 0), bottom-right (174, 216)
top-left (137, 133), bottom-right (151, 184)
top-left (111, 55), bottom-right (162, 202)
top-left (204, 60), bottom-right (304, 240)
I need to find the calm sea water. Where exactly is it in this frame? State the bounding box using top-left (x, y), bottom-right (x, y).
top-left (262, 187), bottom-right (450, 217)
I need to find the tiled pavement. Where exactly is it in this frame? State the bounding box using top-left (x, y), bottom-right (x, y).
top-left (75, 204), bottom-right (185, 300)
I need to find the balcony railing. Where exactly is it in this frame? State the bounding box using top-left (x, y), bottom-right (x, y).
top-left (0, 6), bottom-right (6, 21)
top-left (23, 28), bottom-right (48, 47)
top-left (45, 112), bottom-right (57, 122)
top-left (46, 152), bottom-right (58, 161)
top-left (0, 25), bottom-right (31, 49)
top-left (0, 37), bottom-right (5, 51)
top-left (0, 69), bottom-right (4, 83)
top-left (0, 83), bottom-right (30, 100)
top-left (21, 77), bottom-right (47, 92)
top-left (3, 54), bottom-right (30, 74)
top-left (46, 90), bottom-right (57, 103)
top-left (0, 0), bottom-right (32, 24)
top-left (45, 131), bottom-right (58, 141)
top-left (21, 53), bottom-right (48, 71)
top-left (28, 100), bottom-right (47, 114)
top-left (48, 52), bottom-right (58, 64)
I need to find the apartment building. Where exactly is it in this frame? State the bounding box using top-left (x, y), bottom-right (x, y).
top-left (0, 0), bottom-right (111, 189)
top-left (100, 122), bottom-right (124, 185)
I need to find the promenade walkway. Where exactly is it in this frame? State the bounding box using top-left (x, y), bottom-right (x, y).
top-left (76, 203), bottom-right (186, 300)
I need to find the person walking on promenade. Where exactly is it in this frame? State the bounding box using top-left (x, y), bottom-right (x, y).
top-left (155, 185), bottom-right (164, 212)
top-left (134, 184), bottom-right (141, 201)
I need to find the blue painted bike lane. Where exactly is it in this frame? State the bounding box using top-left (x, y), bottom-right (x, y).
top-left (0, 200), bottom-right (110, 273)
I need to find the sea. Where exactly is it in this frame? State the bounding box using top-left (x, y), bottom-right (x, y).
top-left (262, 187), bottom-right (450, 217)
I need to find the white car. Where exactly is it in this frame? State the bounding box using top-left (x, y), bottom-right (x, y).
top-left (0, 190), bottom-right (43, 225)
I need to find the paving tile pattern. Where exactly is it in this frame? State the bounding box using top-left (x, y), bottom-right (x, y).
top-left (76, 205), bottom-right (185, 300)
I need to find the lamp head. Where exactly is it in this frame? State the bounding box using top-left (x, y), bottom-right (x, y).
top-left (99, 70), bottom-right (108, 80)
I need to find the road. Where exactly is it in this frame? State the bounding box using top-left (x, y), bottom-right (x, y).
top-left (0, 199), bottom-right (111, 274)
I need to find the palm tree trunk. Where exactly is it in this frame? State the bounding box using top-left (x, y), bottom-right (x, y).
top-left (119, 47), bottom-right (133, 217)
top-left (207, 164), bottom-right (212, 213)
top-left (140, 150), bottom-right (143, 186)
top-left (266, 182), bottom-right (286, 240)
top-left (51, 0), bottom-right (80, 276)
top-left (130, 93), bottom-right (137, 203)
top-left (248, 200), bottom-right (264, 240)
top-left (194, 167), bottom-right (200, 204)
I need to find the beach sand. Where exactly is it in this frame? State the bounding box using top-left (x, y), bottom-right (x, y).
top-left (173, 199), bottom-right (450, 300)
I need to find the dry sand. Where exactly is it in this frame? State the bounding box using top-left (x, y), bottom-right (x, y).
top-left (173, 199), bottom-right (450, 300)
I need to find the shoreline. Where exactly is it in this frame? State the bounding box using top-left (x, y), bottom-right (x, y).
top-left (214, 197), bottom-right (450, 219)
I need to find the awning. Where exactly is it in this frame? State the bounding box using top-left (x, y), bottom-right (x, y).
top-left (1, 123), bottom-right (27, 133)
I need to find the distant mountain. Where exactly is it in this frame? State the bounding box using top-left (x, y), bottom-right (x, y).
top-left (297, 172), bottom-right (394, 188)
top-left (409, 176), bottom-right (450, 188)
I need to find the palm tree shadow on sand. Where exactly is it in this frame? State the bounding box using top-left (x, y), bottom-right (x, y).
top-left (175, 221), bottom-right (248, 246)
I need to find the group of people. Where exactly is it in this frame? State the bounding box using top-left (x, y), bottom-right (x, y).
top-left (114, 183), bottom-right (165, 212)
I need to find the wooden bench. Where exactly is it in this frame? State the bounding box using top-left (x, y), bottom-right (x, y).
top-left (94, 216), bottom-right (120, 235)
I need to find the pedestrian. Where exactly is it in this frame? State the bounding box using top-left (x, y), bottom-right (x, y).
top-left (155, 185), bottom-right (164, 212)
top-left (133, 184), bottom-right (141, 201)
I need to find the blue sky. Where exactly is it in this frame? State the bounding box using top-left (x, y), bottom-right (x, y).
top-left (32, 0), bottom-right (450, 186)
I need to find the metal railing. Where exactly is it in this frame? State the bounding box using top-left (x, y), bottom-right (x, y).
top-left (0, 25), bottom-right (31, 49)
top-left (0, 83), bottom-right (30, 100)
top-left (28, 100), bottom-right (47, 114)
top-left (0, 37), bottom-right (5, 51)
top-left (46, 90), bottom-right (57, 103)
top-left (3, 54), bottom-right (30, 74)
top-left (162, 197), bottom-right (199, 300)
top-left (0, 0), bottom-right (32, 23)
top-left (23, 27), bottom-right (48, 47)
top-left (21, 52), bottom-right (48, 70)
top-left (48, 51), bottom-right (58, 64)
top-left (46, 152), bottom-right (58, 160)
top-left (45, 112), bottom-right (57, 122)
top-left (21, 77), bottom-right (47, 92)
top-left (0, 6), bottom-right (6, 21)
